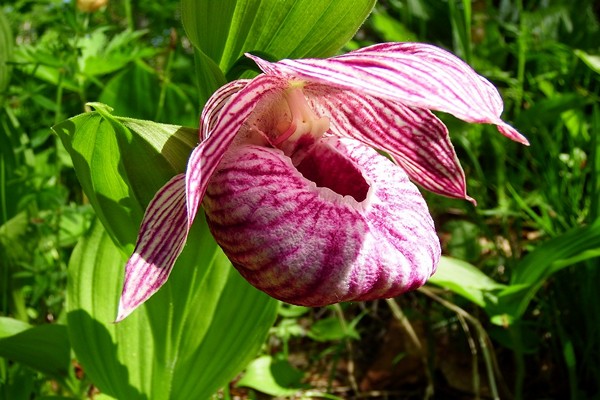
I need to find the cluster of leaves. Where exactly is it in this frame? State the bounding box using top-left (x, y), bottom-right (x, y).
top-left (0, 0), bottom-right (599, 399)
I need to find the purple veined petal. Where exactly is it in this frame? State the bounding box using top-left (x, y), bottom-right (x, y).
top-left (203, 137), bottom-right (440, 306)
top-left (246, 43), bottom-right (529, 145)
top-left (304, 85), bottom-right (474, 202)
top-left (200, 79), bottom-right (250, 141)
top-left (117, 174), bottom-right (187, 322)
top-left (186, 74), bottom-right (289, 228)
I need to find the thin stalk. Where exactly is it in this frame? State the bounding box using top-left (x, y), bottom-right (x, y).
top-left (509, 325), bottom-right (525, 400)
top-left (448, 0), bottom-right (472, 63)
top-left (456, 313), bottom-right (480, 399)
top-left (124, 0), bottom-right (134, 30)
top-left (589, 105), bottom-right (600, 222)
top-left (418, 288), bottom-right (502, 400)
top-left (0, 151), bottom-right (6, 226)
top-left (514, 0), bottom-right (526, 118)
top-left (332, 304), bottom-right (359, 395)
top-left (53, 71), bottom-right (65, 269)
top-left (155, 31), bottom-right (176, 122)
top-left (386, 298), bottom-right (434, 399)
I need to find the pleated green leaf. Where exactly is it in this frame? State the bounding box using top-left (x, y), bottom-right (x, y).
top-left (428, 256), bottom-right (506, 309)
top-left (56, 104), bottom-right (279, 399)
top-left (68, 218), bottom-right (278, 399)
top-left (431, 224), bottom-right (600, 327)
top-left (181, 0), bottom-right (376, 71)
top-left (490, 221), bottom-right (600, 324)
top-left (193, 47), bottom-right (228, 109)
top-left (52, 103), bottom-right (197, 251)
top-left (0, 318), bottom-right (70, 378)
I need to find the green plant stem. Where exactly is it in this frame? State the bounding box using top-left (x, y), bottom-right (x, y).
top-left (508, 325), bottom-right (525, 400)
top-left (124, 0), bottom-right (134, 30)
top-left (386, 298), bottom-right (434, 399)
top-left (418, 288), bottom-right (502, 400)
top-left (156, 38), bottom-right (176, 122)
top-left (0, 151), bottom-right (6, 226)
top-left (53, 71), bottom-right (65, 268)
top-left (589, 105), bottom-right (600, 222)
top-left (514, 0), bottom-right (526, 118)
top-left (332, 304), bottom-right (359, 395)
top-left (456, 313), bottom-right (480, 399)
top-left (448, 0), bottom-right (472, 63)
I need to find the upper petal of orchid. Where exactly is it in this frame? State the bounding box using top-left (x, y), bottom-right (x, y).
top-left (187, 75), bottom-right (290, 228)
top-left (246, 42), bottom-right (528, 145)
top-left (304, 85), bottom-right (472, 202)
top-left (117, 173), bottom-right (187, 321)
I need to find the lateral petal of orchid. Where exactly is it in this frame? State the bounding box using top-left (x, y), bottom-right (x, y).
top-left (305, 85), bottom-right (471, 201)
top-left (247, 43), bottom-right (528, 145)
top-left (200, 79), bottom-right (250, 141)
top-left (186, 74), bottom-right (289, 227)
top-left (117, 174), bottom-right (187, 322)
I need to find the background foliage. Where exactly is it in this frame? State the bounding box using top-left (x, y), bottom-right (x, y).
top-left (0, 0), bottom-right (599, 399)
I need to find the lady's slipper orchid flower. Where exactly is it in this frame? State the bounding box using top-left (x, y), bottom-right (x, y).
top-left (116, 42), bottom-right (527, 321)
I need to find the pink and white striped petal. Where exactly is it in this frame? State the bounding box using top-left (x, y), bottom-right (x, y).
top-left (117, 174), bottom-right (188, 321)
top-left (200, 79), bottom-right (250, 141)
top-left (203, 137), bottom-right (440, 306)
top-left (187, 75), bottom-right (290, 228)
top-left (304, 85), bottom-right (471, 201)
top-left (246, 42), bottom-right (528, 145)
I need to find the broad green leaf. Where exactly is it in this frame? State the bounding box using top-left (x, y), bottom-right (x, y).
top-left (428, 256), bottom-right (506, 308)
top-left (236, 355), bottom-right (308, 397)
top-left (0, 9), bottom-right (13, 105)
top-left (307, 316), bottom-right (360, 342)
top-left (575, 49), bottom-right (600, 75)
top-left (278, 304), bottom-right (311, 318)
top-left (58, 104), bottom-right (278, 399)
top-left (68, 218), bottom-right (279, 399)
top-left (0, 320), bottom-right (70, 378)
top-left (67, 219), bottom-right (159, 399)
top-left (0, 317), bottom-right (30, 338)
top-left (181, 0), bottom-right (376, 72)
top-left (52, 104), bottom-right (197, 251)
top-left (193, 47), bottom-right (228, 109)
top-left (489, 221), bottom-right (600, 324)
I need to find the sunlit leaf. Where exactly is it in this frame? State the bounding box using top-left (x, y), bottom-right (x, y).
top-left (0, 317), bottom-right (30, 338)
top-left (68, 217), bottom-right (279, 399)
top-left (236, 355), bottom-right (308, 397)
top-left (489, 221), bottom-right (600, 324)
top-left (181, 0), bottom-right (376, 71)
top-left (428, 256), bottom-right (506, 308)
top-left (52, 104), bottom-right (197, 251)
top-left (57, 104), bottom-right (278, 399)
top-left (0, 319), bottom-right (70, 378)
top-left (574, 49), bottom-right (600, 75)
top-left (307, 316), bottom-right (360, 342)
